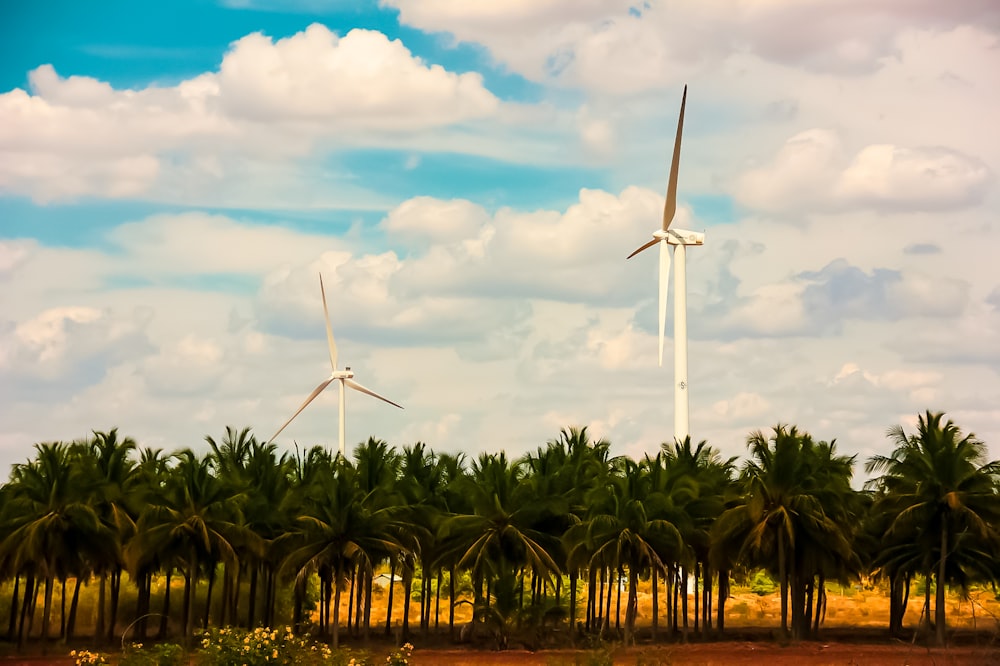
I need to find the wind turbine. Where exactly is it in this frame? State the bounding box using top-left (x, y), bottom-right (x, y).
top-left (269, 273), bottom-right (402, 457)
top-left (627, 85), bottom-right (704, 442)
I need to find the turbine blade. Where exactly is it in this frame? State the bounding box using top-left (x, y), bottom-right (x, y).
top-left (319, 273), bottom-right (338, 371)
top-left (662, 84), bottom-right (687, 232)
top-left (268, 377), bottom-right (335, 443)
top-left (344, 378), bottom-right (403, 409)
top-left (627, 237), bottom-right (659, 260)
top-left (658, 239), bottom-right (671, 367)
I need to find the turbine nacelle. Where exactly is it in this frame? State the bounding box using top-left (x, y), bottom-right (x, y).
top-left (654, 229), bottom-right (704, 246)
top-left (331, 369), bottom-right (355, 380)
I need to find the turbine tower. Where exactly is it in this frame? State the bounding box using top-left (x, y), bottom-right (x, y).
top-left (627, 85), bottom-right (704, 442)
top-left (269, 273), bottom-right (402, 456)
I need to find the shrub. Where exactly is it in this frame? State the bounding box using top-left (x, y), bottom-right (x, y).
top-left (386, 642), bottom-right (414, 666)
top-left (120, 642), bottom-right (185, 666)
top-left (70, 650), bottom-right (109, 666)
top-left (198, 626), bottom-right (338, 666)
top-left (750, 571), bottom-right (777, 596)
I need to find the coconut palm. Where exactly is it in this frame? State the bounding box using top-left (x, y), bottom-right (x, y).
top-left (130, 450), bottom-right (246, 644)
top-left (77, 428), bottom-right (140, 642)
top-left (437, 452), bottom-right (560, 645)
top-left (571, 457), bottom-right (682, 645)
top-left (1, 442), bottom-right (106, 649)
top-left (713, 425), bottom-right (855, 640)
top-left (867, 411), bottom-right (1000, 645)
top-left (280, 456), bottom-right (404, 648)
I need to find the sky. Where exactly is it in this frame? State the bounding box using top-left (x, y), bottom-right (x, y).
top-left (1, 0), bottom-right (999, 477)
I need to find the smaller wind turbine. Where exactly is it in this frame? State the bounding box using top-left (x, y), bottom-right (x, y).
top-left (627, 85), bottom-right (704, 442)
top-left (269, 273), bottom-right (402, 456)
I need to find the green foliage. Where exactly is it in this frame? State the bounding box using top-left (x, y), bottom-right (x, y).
top-left (120, 642), bottom-right (185, 666)
top-left (750, 571), bottom-right (778, 596)
top-left (197, 626), bottom-right (338, 665)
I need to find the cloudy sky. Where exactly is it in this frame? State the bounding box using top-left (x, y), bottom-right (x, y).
top-left (2, 0), bottom-right (998, 476)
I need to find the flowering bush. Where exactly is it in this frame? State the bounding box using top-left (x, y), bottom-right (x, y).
top-left (197, 626), bottom-right (362, 666)
top-left (386, 642), bottom-right (414, 666)
top-left (120, 642), bottom-right (185, 666)
top-left (69, 650), bottom-right (109, 666)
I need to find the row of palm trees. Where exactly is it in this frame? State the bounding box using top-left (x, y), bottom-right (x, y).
top-left (0, 411), bottom-right (997, 650)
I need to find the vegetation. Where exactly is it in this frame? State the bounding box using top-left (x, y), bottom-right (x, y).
top-left (1, 412), bottom-right (997, 654)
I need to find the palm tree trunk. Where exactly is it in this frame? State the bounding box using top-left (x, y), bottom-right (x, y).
top-left (59, 578), bottom-right (66, 640)
top-left (333, 565), bottom-right (343, 649)
top-left (778, 529), bottom-right (788, 637)
top-left (923, 568), bottom-right (932, 634)
top-left (651, 565), bottom-right (659, 641)
top-left (569, 569), bottom-right (578, 645)
top-left (680, 565), bottom-right (689, 642)
top-left (402, 565), bottom-right (412, 638)
top-left (693, 561), bottom-right (700, 636)
top-left (182, 567), bottom-right (193, 647)
top-left (385, 559), bottom-right (396, 636)
top-left (449, 566), bottom-right (457, 641)
top-left (7, 574), bottom-right (19, 640)
top-left (159, 569), bottom-right (172, 639)
top-left (663, 564), bottom-right (677, 638)
top-left (716, 569), bottom-right (728, 637)
top-left (813, 574), bottom-right (825, 636)
top-left (704, 563), bottom-right (712, 631)
top-left (347, 565), bottom-right (356, 636)
top-left (435, 569), bottom-right (443, 631)
top-left (16, 573), bottom-right (34, 648)
top-left (804, 577), bottom-right (814, 637)
top-left (603, 567), bottom-right (613, 636)
top-left (935, 522), bottom-right (947, 646)
top-left (96, 571), bottom-right (107, 642)
top-left (41, 576), bottom-right (53, 651)
top-left (203, 562), bottom-right (216, 630)
top-left (625, 566), bottom-right (638, 646)
top-left (107, 568), bottom-right (121, 643)
top-left (615, 567), bottom-right (622, 632)
top-left (65, 576), bottom-right (83, 641)
top-left (364, 566), bottom-right (374, 642)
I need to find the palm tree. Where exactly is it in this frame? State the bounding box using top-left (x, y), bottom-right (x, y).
top-left (130, 450), bottom-right (246, 645)
top-left (280, 456), bottom-right (404, 648)
top-left (713, 425), bottom-right (855, 640)
top-left (867, 411), bottom-right (1000, 646)
top-left (571, 457), bottom-right (682, 644)
top-left (77, 428), bottom-right (139, 642)
top-left (656, 437), bottom-right (735, 637)
top-left (437, 452), bottom-right (560, 646)
top-left (0, 443), bottom-right (106, 649)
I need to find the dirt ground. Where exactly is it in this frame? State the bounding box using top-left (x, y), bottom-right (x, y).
top-left (411, 642), bottom-right (1000, 665)
top-left (3, 642), bottom-right (998, 665)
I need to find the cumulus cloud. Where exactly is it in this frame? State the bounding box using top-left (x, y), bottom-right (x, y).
top-left (0, 307), bottom-right (153, 394)
top-left (734, 130), bottom-right (992, 214)
top-left (216, 25), bottom-right (497, 127)
top-left (0, 24), bottom-right (500, 203)
top-left (385, 0), bottom-right (1000, 91)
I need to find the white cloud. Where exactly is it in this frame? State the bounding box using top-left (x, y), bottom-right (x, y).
top-left (216, 25), bottom-right (498, 127)
top-left (0, 306), bottom-right (153, 390)
top-left (386, 0), bottom-right (1000, 91)
top-left (735, 130), bottom-right (991, 214)
top-left (0, 24), bottom-right (501, 203)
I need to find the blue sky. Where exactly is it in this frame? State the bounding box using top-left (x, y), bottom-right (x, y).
top-left (1, 0), bottom-right (998, 473)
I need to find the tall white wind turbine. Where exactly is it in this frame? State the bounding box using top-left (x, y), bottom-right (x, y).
top-left (269, 273), bottom-right (402, 457)
top-left (627, 85), bottom-right (704, 442)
